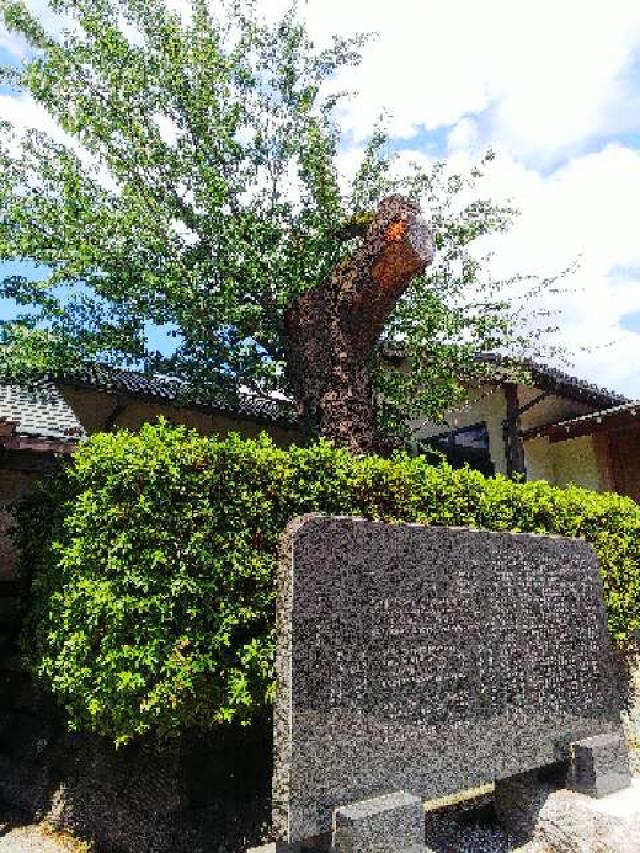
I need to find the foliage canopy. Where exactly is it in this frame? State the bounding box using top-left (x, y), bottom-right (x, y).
top-left (0, 0), bottom-right (563, 438)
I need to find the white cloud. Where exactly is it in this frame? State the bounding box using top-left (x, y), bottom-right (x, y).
top-left (0, 25), bottom-right (30, 60)
top-left (154, 111), bottom-right (180, 147)
top-left (471, 144), bottom-right (640, 280)
top-left (169, 218), bottom-right (198, 245)
top-left (0, 91), bottom-right (68, 147)
top-left (164, 0), bottom-right (193, 26)
top-left (462, 145), bottom-right (640, 398)
top-left (294, 0), bottom-right (640, 163)
top-left (484, 3), bottom-right (640, 162)
top-left (448, 119), bottom-right (480, 157)
top-left (0, 0), bottom-right (76, 55)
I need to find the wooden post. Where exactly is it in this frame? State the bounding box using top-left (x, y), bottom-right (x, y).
top-left (504, 383), bottom-right (526, 479)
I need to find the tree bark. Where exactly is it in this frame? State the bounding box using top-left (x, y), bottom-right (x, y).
top-left (284, 195), bottom-right (434, 454)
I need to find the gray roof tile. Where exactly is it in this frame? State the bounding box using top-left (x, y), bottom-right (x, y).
top-left (475, 354), bottom-right (629, 408)
top-left (56, 364), bottom-right (298, 426)
top-left (522, 399), bottom-right (640, 440)
top-left (0, 382), bottom-right (86, 443)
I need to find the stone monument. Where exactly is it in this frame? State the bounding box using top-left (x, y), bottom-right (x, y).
top-left (273, 515), bottom-right (628, 850)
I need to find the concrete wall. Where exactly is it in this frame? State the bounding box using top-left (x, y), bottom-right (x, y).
top-left (0, 469), bottom-right (43, 580)
top-left (0, 510), bottom-right (17, 581)
top-left (0, 468), bottom-right (39, 507)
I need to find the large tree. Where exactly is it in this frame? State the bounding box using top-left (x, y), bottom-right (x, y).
top-left (0, 0), bottom-right (560, 452)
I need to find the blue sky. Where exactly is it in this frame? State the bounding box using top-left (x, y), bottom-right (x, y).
top-left (0, 43), bottom-right (17, 69)
top-left (621, 311), bottom-right (640, 334)
top-left (2, 0), bottom-right (640, 396)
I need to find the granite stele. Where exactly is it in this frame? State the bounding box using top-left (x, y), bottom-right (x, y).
top-left (273, 514), bottom-right (624, 845)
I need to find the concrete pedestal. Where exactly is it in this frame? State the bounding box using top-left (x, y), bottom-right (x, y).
top-left (494, 769), bottom-right (554, 842)
top-left (567, 733), bottom-right (632, 798)
top-left (248, 793), bottom-right (429, 853)
top-left (332, 791), bottom-right (427, 853)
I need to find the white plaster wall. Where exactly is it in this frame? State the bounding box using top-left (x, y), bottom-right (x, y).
top-left (515, 386), bottom-right (602, 489)
top-left (550, 434), bottom-right (602, 491)
top-left (410, 381), bottom-right (600, 485)
top-left (517, 386), bottom-right (594, 431)
top-left (409, 384), bottom-right (509, 475)
top-left (525, 434), bottom-right (602, 491)
top-left (523, 436), bottom-right (556, 483)
top-left (59, 386), bottom-right (301, 447)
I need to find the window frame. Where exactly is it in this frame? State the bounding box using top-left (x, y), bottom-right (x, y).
top-left (417, 421), bottom-right (495, 476)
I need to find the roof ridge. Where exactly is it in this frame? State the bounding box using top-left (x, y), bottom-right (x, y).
top-left (380, 346), bottom-right (629, 407)
top-left (473, 353), bottom-right (629, 406)
top-left (52, 362), bottom-right (299, 426)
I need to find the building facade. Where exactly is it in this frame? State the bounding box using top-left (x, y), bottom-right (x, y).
top-left (410, 359), bottom-right (639, 500)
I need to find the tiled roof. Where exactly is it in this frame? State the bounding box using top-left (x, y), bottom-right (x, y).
top-left (1, 355), bottom-right (628, 449)
top-left (0, 381), bottom-right (86, 444)
top-left (523, 399), bottom-right (640, 441)
top-left (0, 362), bottom-right (299, 450)
top-left (380, 347), bottom-right (628, 409)
top-left (475, 354), bottom-right (629, 409)
top-left (56, 364), bottom-right (298, 426)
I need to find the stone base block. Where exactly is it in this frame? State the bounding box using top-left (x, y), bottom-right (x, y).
top-left (567, 733), bottom-right (632, 798)
top-left (495, 769), bottom-right (555, 841)
top-left (247, 843), bottom-right (328, 853)
top-left (247, 845), bottom-right (311, 853)
top-left (247, 842), bottom-right (431, 853)
top-left (332, 791), bottom-right (425, 853)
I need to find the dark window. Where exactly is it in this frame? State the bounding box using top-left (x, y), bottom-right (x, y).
top-left (418, 422), bottom-right (495, 476)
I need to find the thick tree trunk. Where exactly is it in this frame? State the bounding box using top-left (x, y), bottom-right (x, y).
top-left (284, 195), bottom-right (434, 454)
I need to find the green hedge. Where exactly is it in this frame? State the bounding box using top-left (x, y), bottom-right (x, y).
top-left (14, 420), bottom-right (640, 745)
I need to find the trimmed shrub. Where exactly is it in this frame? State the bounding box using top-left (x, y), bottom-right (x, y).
top-left (13, 420), bottom-right (640, 745)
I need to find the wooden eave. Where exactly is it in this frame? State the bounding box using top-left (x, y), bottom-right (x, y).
top-left (522, 406), bottom-right (640, 444)
top-left (0, 434), bottom-right (77, 454)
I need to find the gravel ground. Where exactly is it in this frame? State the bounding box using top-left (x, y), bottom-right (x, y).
top-left (0, 807), bottom-right (543, 853)
top-left (1, 751), bottom-right (638, 853)
top-left (0, 814), bottom-right (89, 853)
top-left (424, 811), bottom-right (550, 853)
top-left (0, 802), bottom-right (586, 853)
top-left (424, 797), bottom-right (533, 853)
